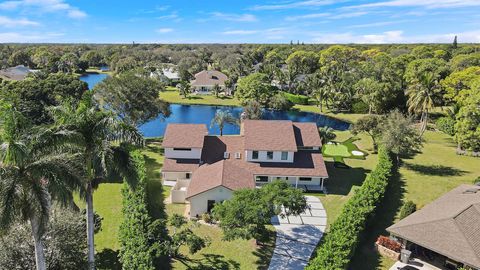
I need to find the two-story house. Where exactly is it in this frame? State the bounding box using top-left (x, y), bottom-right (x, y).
top-left (161, 120), bottom-right (329, 218)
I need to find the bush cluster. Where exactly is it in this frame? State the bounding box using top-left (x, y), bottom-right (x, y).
top-left (306, 147), bottom-right (393, 270)
top-left (352, 100), bottom-right (369, 114)
top-left (118, 150), bottom-right (169, 270)
top-left (399, 200), bottom-right (417, 220)
top-left (282, 92), bottom-right (309, 105)
top-left (436, 117), bottom-right (455, 136)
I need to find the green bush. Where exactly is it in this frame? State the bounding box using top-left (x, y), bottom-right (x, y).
top-left (352, 100), bottom-right (369, 114)
top-left (436, 117), bottom-right (455, 136)
top-left (399, 201), bottom-right (417, 220)
top-left (282, 92), bottom-right (309, 105)
top-left (269, 93), bottom-right (294, 110)
top-left (201, 213), bottom-right (212, 224)
top-left (118, 150), bottom-right (169, 270)
top-left (306, 147), bottom-right (393, 270)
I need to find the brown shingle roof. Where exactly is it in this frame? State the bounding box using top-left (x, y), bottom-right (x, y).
top-left (243, 120), bottom-right (298, 151)
top-left (293, 122), bottom-right (322, 147)
top-left (191, 70), bottom-right (228, 87)
top-left (162, 124), bottom-right (207, 148)
top-left (387, 185), bottom-right (480, 268)
top-left (186, 160), bottom-right (255, 198)
top-left (162, 158), bottom-right (199, 172)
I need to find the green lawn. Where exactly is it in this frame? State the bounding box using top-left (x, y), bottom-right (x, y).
top-left (160, 87), bottom-right (241, 106)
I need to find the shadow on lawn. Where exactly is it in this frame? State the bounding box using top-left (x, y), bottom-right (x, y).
top-left (96, 249), bottom-right (121, 270)
top-left (175, 253), bottom-right (241, 270)
top-left (324, 161), bottom-right (370, 196)
top-left (254, 228), bottom-right (277, 270)
top-left (403, 163), bottom-right (467, 176)
top-left (348, 163), bottom-right (405, 270)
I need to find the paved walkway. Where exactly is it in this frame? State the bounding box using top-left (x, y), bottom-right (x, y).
top-left (268, 196), bottom-right (327, 270)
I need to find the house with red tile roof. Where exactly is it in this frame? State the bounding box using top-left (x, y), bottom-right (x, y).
top-left (161, 120), bottom-right (329, 218)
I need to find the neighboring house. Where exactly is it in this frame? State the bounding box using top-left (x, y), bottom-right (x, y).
top-left (150, 67), bottom-right (180, 84)
top-left (0, 65), bottom-right (37, 81)
top-left (387, 184), bottom-right (480, 270)
top-left (190, 70), bottom-right (228, 94)
top-left (161, 120), bottom-right (329, 218)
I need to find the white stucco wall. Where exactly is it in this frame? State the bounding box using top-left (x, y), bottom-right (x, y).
top-left (254, 175), bottom-right (322, 186)
top-left (164, 147), bottom-right (202, 159)
top-left (245, 150), bottom-right (294, 163)
top-left (162, 171), bottom-right (192, 181)
top-left (187, 186), bottom-right (233, 218)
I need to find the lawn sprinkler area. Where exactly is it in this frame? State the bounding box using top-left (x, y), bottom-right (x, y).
top-left (322, 137), bottom-right (368, 166)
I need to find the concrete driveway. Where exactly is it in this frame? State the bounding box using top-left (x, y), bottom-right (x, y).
top-left (268, 196), bottom-right (327, 270)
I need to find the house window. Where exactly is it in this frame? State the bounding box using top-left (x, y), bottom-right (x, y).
top-left (255, 176), bottom-right (269, 182)
top-left (185, 173), bottom-right (191, 179)
top-left (299, 177), bottom-right (312, 181)
top-left (281, 152), bottom-right (288, 160)
top-left (252, 151), bottom-right (259, 159)
top-left (267, 151), bottom-right (274, 160)
top-left (173, 148), bottom-right (191, 151)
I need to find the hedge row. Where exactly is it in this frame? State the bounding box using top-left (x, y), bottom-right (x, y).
top-left (282, 92), bottom-right (310, 105)
top-left (118, 150), bottom-right (163, 270)
top-left (306, 147), bottom-right (393, 270)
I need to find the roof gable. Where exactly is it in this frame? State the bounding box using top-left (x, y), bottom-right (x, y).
top-left (243, 120), bottom-right (297, 151)
top-left (162, 124), bottom-right (207, 148)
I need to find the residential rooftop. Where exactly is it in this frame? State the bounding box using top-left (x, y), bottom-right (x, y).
top-left (162, 124), bottom-right (208, 148)
top-left (387, 184), bottom-right (480, 268)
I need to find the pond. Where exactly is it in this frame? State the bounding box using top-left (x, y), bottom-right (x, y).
top-left (79, 72), bottom-right (108, 89)
top-left (80, 72), bottom-right (350, 137)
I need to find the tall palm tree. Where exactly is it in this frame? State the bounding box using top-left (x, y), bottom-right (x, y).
top-left (406, 71), bottom-right (441, 136)
top-left (51, 93), bottom-right (143, 269)
top-left (210, 110), bottom-right (238, 136)
top-left (0, 107), bottom-right (83, 270)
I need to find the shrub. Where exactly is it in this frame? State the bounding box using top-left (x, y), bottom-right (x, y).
top-left (436, 117), bottom-right (455, 136)
top-left (352, 100), bottom-right (369, 114)
top-left (376, 236), bottom-right (401, 252)
top-left (202, 213), bottom-right (212, 224)
top-left (399, 201), bottom-right (417, 219)
top-left (119, 150), bottom-right (169, 270)
top-left (306, 147), bottom-right (393, 270)
top-left (269, 93), bottom-right (294, 110)
top-left (282, 92), bottom-right (309, 105)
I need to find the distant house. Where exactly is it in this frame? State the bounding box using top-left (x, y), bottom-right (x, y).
top-left (0, 65), bottom-right (37, 81)
top-left (387, 184), bottom-right (480, 270)
top-left (161, 120), bottom-right (328, 218)
top-left (150, 67), bottom-right (180, 84)
top-left (190, 70), bottom-right (228, 94)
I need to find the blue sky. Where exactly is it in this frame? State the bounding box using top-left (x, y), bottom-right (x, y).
top-left (0, 0), bottom-right (479, 43)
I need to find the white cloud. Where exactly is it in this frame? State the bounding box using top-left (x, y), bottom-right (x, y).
top-left (250, 0), bottom-right (341, 10)
top-left (157, 12), bottom-right (179, 20)
top-left (0, 16), bottom-right (39, 27)
top-left (286, 13), bottom-right (330, 21)
top-left (156, 28), bottom-right (173, 33)
top-left (0, 31), bottom-right (64, 42)
top-left (209, 12), bottom-right (257, 22)
top-left (0, 0), bottom-right (87, 19)
top-left (348, 0), bottom-right (480, 9)
top-left (348, 19), bottom-right (412, 28)
top-left (330, 11), bottom-right (368, 19)
top-left (310, 30), bottom-right (480, 43)
top-left (222, 30), bottom-right (259, 35)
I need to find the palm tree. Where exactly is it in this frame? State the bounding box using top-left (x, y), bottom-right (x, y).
top-left (318, 127), bottom-right (336, 144)
top-left (212, 84), bottom-right (222, 98)
top-left (51, 93), bottom-right (143, 269)
top-left (306, 73), bottom-right (327, 112)
top-left (210, 110), bottom-right (238, 136)
top-left (0, 107), bottom-right (83, 270)
top-left (406, 71), bottom-right (441, 136)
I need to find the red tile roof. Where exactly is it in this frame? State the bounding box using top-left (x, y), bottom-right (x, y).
top-left (293, 122), bottom-right (322, 147)
top-left (162, 124), bottom-right (207, 148)
top-left (243, 120), bottom-right (298, 151)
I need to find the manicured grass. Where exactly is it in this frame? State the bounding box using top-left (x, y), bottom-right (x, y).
top-left (160, 87), bottom-right (241, 106)
top-left (323, 143), bottom-right (350, 157)
top-left (348, 130), bottom-right (479, 270)
top-left (293, 104), bottom-right (367, 124)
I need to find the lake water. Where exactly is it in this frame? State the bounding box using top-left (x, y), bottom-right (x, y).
top-left (80, 72), bottom-right (350, 137)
